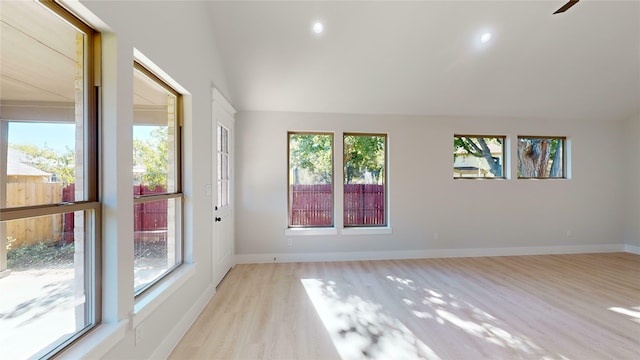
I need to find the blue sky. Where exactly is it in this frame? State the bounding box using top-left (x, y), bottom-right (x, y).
top-left (7, 122), bottom-right (155, 153)
top-left (8, 123), bottom-right (75, 152)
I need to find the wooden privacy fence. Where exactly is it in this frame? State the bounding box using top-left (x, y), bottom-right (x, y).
top-left (6, 184), bottom-right (169, 248)
top-left (6, 182), bottom-right (64, 247)
top-left (289, 184), bottom-right (385, 226)
top-left (289, 184), bottom-right (333, 226)
top-left (133, 185), bottom-right (168, 232)
top-left (344, 184), bottom-right (385, 225)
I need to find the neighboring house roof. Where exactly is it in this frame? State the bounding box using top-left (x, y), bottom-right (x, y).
top-left (6, 148), bottom-right (51, 177)
top-left (7, 160), bottom-right (51, 177)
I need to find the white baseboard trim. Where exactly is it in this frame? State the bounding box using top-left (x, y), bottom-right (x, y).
top-left (152, 284), bottom-right (216, 360)
top-left (235, 244), bottom-right (627, 264)
top-left (624, 244), bottom-right (640, 255)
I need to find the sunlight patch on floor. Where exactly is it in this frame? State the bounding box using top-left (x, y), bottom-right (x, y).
top-left (608, 306), bottom-right (640, 324)
top-left (301, 278), bottom-right (441, 360)
top-left (386, 275), bottom-right (548, 357)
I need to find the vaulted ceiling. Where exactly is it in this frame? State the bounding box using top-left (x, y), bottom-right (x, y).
top-left (208, 1), bottom-right (640, 122)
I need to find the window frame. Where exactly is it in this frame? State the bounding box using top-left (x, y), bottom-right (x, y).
top-left (132, 61), bottom-right (184, 297)
top-left (0, 0), bottom-right (101, 357)
top-left (343, 132), bottom-right (388, 228)
top-left (287, 131), bottom-right (335, 228)
top-left (517, 136), bottom-right (566, 179)
top-left (453, 134), bottom-right (506, 179)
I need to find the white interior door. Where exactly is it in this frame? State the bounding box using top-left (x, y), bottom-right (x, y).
top-left (212, 89), bottom-right (235, 287)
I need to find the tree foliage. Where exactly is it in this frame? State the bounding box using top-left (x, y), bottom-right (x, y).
top-left (9, 144), bottom-right (75, 184)
top-left (289, 134), bottom-right (333, 184)
top-left (289, 134), bottom-right (386, 185)
top-left (133, 127), bottom-right (169, 187)
top-left (344, 135), bottom-right (385, 184)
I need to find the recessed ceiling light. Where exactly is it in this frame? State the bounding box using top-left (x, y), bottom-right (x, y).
top-left (313, 22), bottom-right (324, 34)
top-left (480, 32), bottom-right (492, 43)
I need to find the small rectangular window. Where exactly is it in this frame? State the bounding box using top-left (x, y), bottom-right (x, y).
top-left (517, 136), bottom-right (565, 178)
top-left (288, 132), bottom-right (334, 227)
top-left (343, 133), bottom-right (387, 227)
top-left (454, 135), bottom-right (505, 178)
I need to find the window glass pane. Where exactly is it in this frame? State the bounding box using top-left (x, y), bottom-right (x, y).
top-left (517, 137), bottom-right (564, 178)
top-left (453, 136), bottom-right (505, 178)
top-left (221, 180), bottom-right (229, 207)
top-left (0, 211), bottom-right (91, 359)
top-left (217, 125), bottom-right (222, 152)
top-left (133, 68), bottom-right (178, 195)
top-left (344, 134), bottom-right (386, 226)
top-left (288, 133), bottom-right (333, 227)
top-left (1, 0), bottom-right (87, 207)
top-left (0, 2), bottom-right (97, 358)
top-left (134, 197), bottom-right (181, 293)
top-left (216, 124), bottom-right (230, 208)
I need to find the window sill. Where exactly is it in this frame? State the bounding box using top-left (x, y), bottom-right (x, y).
top-left (58, 320), bottom-right (128, 360)
top-left (131, 263), bottom-right (197, 328)
top-left (285, 227), bottom-right (338, 236)
top-left (284, 227), bottom-right (393, 236)
top-left (342, 227), bottom-right (393, 236)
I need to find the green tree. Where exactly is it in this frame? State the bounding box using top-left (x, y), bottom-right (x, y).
top-left (289, 134), bottom-right (333, 184)
top-left (133, 127), bottom-right (168, 187)
top-left (344, 135), bottom-right (385, 184)
top-left (9, 144), bottom-right (75, 184)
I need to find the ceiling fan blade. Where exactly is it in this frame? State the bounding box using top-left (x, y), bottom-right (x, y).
top-left (553, 0), bottom-right (580, 14)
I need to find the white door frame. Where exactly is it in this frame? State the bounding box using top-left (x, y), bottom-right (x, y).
top-left (211, 88), bottom-right (236, 287)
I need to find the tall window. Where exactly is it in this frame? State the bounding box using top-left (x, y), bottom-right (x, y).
top-left (0, 1), bottom-right (99, 358)
top-left (517, 136), bottom-right (565, 178)
top-left (133, 63), bottom-right (182, 295)
top-left (288, 132), bottom-right (333, 227)
top-left (344, 134), bottom-right (387, 226)
top-left (453, 135), bottom-right (506, 178)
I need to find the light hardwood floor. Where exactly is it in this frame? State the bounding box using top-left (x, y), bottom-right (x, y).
top-left (169, 253), bottom-right (640, 360)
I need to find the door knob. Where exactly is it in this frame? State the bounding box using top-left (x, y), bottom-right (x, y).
top-left (215, 217), bottom-right (222, 222)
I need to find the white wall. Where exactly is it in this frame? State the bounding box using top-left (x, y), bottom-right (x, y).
top-left (61, 1), bottom-right (229, 359)
top-left (51, 1), bottom-right (635, 357)
top-left (623, 113), bottom-right (640, 248)
top-left (235, 112), bottom-right (626, 261)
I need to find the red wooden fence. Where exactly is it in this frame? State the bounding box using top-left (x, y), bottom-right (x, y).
top-left (344, 184), bottom-right (385, 226)
top-left (61, 184), bottom-right (75, 243)
top-left (289, 184), bottom-right (333, 226)
top-left (133, 185), bottom-right (168, 232)
top-left (289, 184), bottom-right (385, 226)
top-left (60, 184), bottom-right (168, 244)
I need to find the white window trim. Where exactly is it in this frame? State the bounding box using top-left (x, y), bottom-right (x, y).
top-left (285, 227), bottom-right (338, 236)
top-left (131, 263), bottom-right (197, 328)
top-left (341, 226), bottom-right (393, 236)
top-left (58, 320), bottom-right (128, 360)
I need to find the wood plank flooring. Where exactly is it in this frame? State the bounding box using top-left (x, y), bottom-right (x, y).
top-left (169, 253), bottom-right (640, 360)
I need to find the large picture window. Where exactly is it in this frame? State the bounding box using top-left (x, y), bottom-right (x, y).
top-left (453, 135), bottom-right (505, 178)
top-left (133, 63), bottom-right (183, 295)
top-left (288, 132), bottom-right (334, 227)
top-left (517, 136), bottom-right (565, 178)
top-left (343, 134), bottom-right (387, 226)
top-left (0, 1), bottom-right (99, 358)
